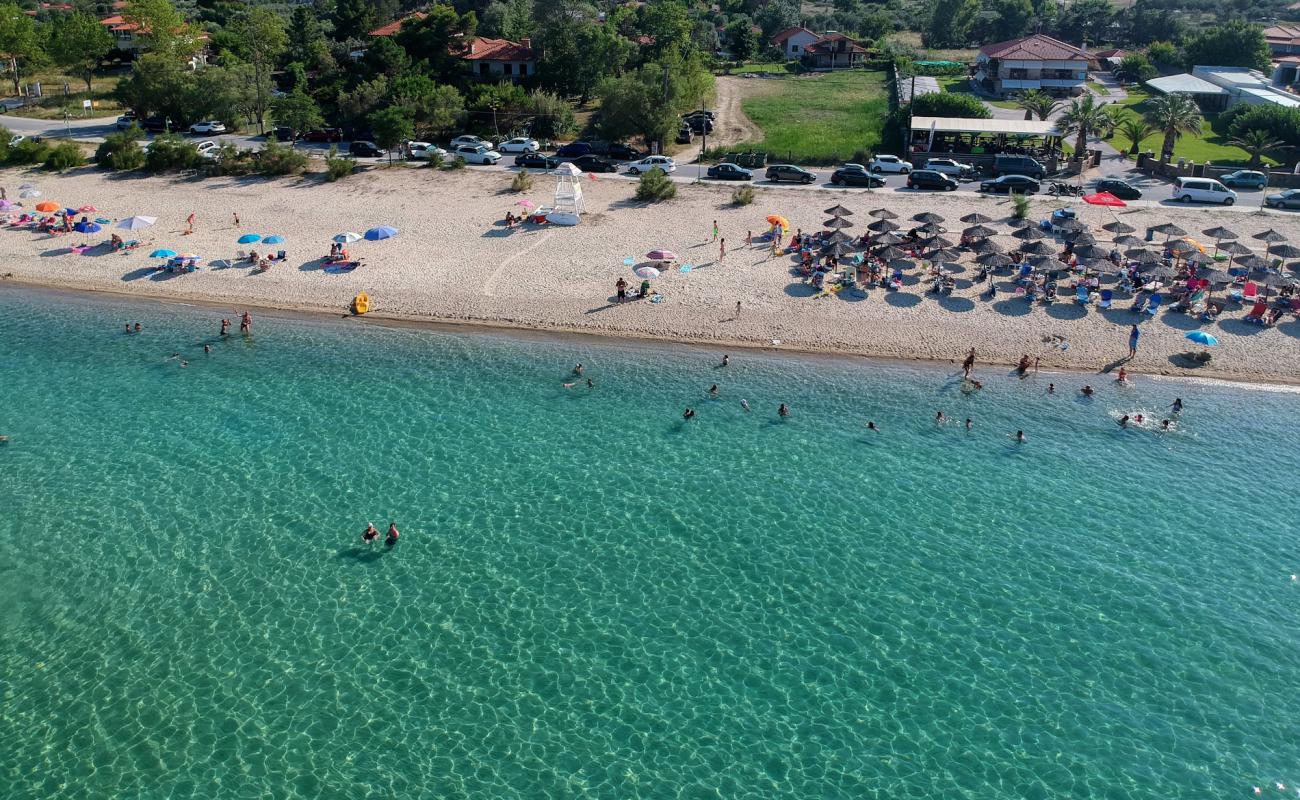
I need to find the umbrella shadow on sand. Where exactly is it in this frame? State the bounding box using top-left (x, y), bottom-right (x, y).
top-left (1045, 302), bottom-right (1086, 321)
top-left (784, 281), bottom-right (817, 298)
top-left (1218, 318), bottom-right (1268, 337)
top-left (938, 295), bottom-right (975, 312)
top-left (121, 266), bottom-right (157, 282)
top-left (1276, 319), bottom-right (1300, 339)
top-left (1168, 352), bottom-right (1212, 369)
top-left (991, 298), bottom-right (1031, 317)
top-left (298, 258), bottom-right (329, 272)
top-left (1156, 311), bottom-right (1203, 332)
top-left (885, 291), bottom-right (922, 308)
top-left (482, 227), bottom-right (520, 238)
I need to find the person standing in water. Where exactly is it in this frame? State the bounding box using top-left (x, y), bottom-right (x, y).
top-left (362, 523), bottom-right (379, 545)
top-left (1171, 398), bottom-right (1183, 414)
top-left (385, 522), bottom-right (400, 547)
top-left (961, 348), bottom-right (975, 377)
top-left (709, 384), bottom-right (719, 398)
top-left (220, 318), bottom-right (230, 336)
top-left (683, 408), bottom-right (696, 420)
top-left (239, 311), bottom-right (252, 334)
top-left (778, 403), bottom-right (789, 418)
top-left (721, 354), bottom-right (729, 367)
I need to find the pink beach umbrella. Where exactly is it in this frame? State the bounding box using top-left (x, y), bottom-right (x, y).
top-left (515, 199), bottom-right (536, 209)
top-left (646, 249), bottom-right (677, 261)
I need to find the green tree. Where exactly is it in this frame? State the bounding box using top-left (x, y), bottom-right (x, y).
top-left (369, 105), bottom-right (414, 163)
top-left (122, 0), bottom-right (203, 58)
top-left (287, 6), bottom-right (331, 72)
top-left (500, 0), bottom-right (537, 40)
top-left (527, 89), bottom-right (574, 139)
top-left (1224, 104), bottom-right (1300, 148)
top-left (387, 74), bottom-right (466, 137)
top-left (1057, 94), bottom-right (1110, 159)
top-left (336, 75), bottom-right (389, 133)
top-left (0, 1), bottom-right (40, 95)
top-left (640, 0), bottom-right (694, 61)
top-left (979, 0), bottom-right (1033, 42)
top-left (1146, 41), bottom-right (1178, 68)
top-left (395, 5), bottom-right (477, 82)
top-left (1116, 117), bottom-right (1154, 157)
top-left (910, 92), bottom-right (991, 118)
top-left (113, 53), bottom-right (195, 122)
top-left (1055, 0), bottom-right (1113, 46)
top-left (47, 11), bottom-right (112, 93)
top-left (363, 35), bottom-right (410, 79)
top-left (1182, 20), bottom-right (1270, 72)
top-left (539, 20), bottom-right (633, 104)
top-left (725, 16), bottom-right (759, 61)
top-left (1125, 0), bottom-right (1182, 47)
top-left (229, 8), bottom-right (288, 133)
top-left (334, 0), bottom-right (397, 40)
top-left (1227, 129), bottom-right (1284, 167)
top-left (271, 89), bottom-right (324, 135)
top-left (923, 0), bottom-right (978, 48)
top-left (1015, 88), bottom-right (1059, 121)
top-left (1113, 53), bottom-right (1155, 84)
top-left (858, 10), bottom-right (898, 42)
top-left (1143, 92), bottom-right (1202, 160)
top-left (598, 65), bottom-right (678, 150)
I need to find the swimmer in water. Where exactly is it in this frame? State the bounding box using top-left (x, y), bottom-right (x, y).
top-left (935, 410), bottom-right (945, 424)
top-left (563, 382), bottom-right (576, 389)
top-left (721, 354), bottom-right (729, 367)
top-left (1118, 415), bottom-right (1129, 428)
top-left (1048, 383), bottom-right (1055, 394)
top-left (586, 378), bottom-right (593, 388)
top-left (124, 323), bottom-right (131, 334)
top-left (362, 522), bottom-right (379, 545)
top-left (740, 399), bottom-right (750, 412)
top-left (709, 384), bottom-right (719, 398)
top-left (134, 323), bottom-right (141, 333)
top-left (1171, 398), bottom-right (1183, 414)
top-left (385, 522), bottom-right (399, 547)
top-left (220, 318), bottom-right (230, 336)
top-left (683, 408), bottom-right (696, 420)
top-left (778, 403), bottom-right (789, 417)
top-left (1134, 413), bottom-right (1144, 424)
top-left (1081, 385), bottom-right (1094, 396)
top-left (866, 421), bottom-right (878, 432)
top-left (965, 418), bottom-right (972, 430)
top-left (573, 363), bottom-right (583, 376)
top-left (179, 360), bottom-right (188, 368)
top-left (203, 344), bottom-right (211, 354)
top-left (1014, 430), bottom-right (1026, 442)
top-left (1161, 419), bottom-right (1173, 430)
top-left (1116, 367), bottom-right (1128, 383)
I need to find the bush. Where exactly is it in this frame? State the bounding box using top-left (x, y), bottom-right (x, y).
top-left (634, 167), bottom-right (676, 201)
top-left (324, 146), bottom-right (357, 181)
top-left (143, 134), bottom-right (202, 172)
top-left (201, 143), bottom-right (255, 177)
top-left (255, 139), bottom-right (309, 176)
top-left (8, 138), bottom-right (52, 165)
top-left (909, 92), bottom-right (992, 120)
top-left (731, 185), bottom-right (755, 206)
top-left (1012, 193), bottom-right (1030, 219)
top-left (44, 141), bottom-right (87, 171)
top-left (95, 127), bottom-right (146, 171)
top-left (442, 156), bottom-right (466, 170)
top-left (426, 152), bottom-right (443, 169)
top-left (0, 125), bottom-right (12, 163)
top-left (510, 169), bottom-right (534, 192)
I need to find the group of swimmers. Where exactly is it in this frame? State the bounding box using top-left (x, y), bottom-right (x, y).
top-left (362, 522), bottom-right (400, 548)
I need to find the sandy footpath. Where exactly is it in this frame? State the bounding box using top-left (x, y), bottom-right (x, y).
top-left (3, 164), bottom-right (1300, 383)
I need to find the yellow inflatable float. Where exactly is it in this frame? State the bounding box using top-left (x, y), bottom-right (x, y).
top-left (352, 292), bottom-right (370, 315)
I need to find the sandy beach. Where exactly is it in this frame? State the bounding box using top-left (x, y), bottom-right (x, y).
top-left (4, 163), bottom-right (1300, 382)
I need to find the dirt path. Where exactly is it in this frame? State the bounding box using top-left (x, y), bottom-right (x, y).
top-left (708, 75), bottom-right (779, 152)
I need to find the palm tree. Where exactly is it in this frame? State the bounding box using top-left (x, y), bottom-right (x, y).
top-left (1143, 93), bottom-right (1203, 162)
top-left (1116, 117), bottom-right (1155, 158)
top-left (1227, 128), bottom-right (1284, 168)
top-left (1015, 89), bottom-right (1060, 121)
top-left (1100, 105), bottom-right (1130, 139)
top-left (1057, 94), bottom-right (1111, 161)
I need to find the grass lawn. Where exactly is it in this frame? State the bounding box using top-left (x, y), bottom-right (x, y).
top-left (1104, 89), bottom-right (1279, 166)
top-left (936, 76), bottom-right (1020, 109)
top-left (719, 61), bottom-right (799, 76)
top-left (5, 72), bottom-right (124, 119)
top-left (885, 32), bottom-right (979, 63)
top-left (735, 70), bottom-right (889, 164)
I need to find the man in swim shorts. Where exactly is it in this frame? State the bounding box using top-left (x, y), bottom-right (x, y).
top-left (385, 523), bottom-right (399, 547)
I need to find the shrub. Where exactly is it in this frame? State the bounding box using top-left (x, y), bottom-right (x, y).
top-left (1012, 193), bottom-right (1030, 219)
top-left (0, 125), bottom-right (12, 163)
top-left (634, 167), bottom-right (676, 201)
top-left (731, 185), bottom-right (755, 206)
top-left (8, 138), bottom-right (52, 165)
top-left (44, 141), bottom-right (87, 171)
top-left (324, 146), bottom-right (357, 181)
top-left (143, 134), bottom-right (202, 172)
top-left (426, 152), bottom-right (443, 169)
top-left (255, 139), bottom-right (309, 175)
top-left (909, 92), bottom-right (992, 120)
top-left (510, 169), bottom-right (534, 192)
top-left (201, 143), bottom-right (255, 177)
top-left (442, 156), bottom-right (466, 170)
top-left (95, 127), bottom-right (146, 171)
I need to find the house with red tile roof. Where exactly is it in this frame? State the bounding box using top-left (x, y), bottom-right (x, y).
top-left (770, 26), bottom-right (818, 60)
top-left (462, 37), bottom-right (536, 79)
top-left (802, 32), bottom-right (867, 70)
top-left (974, 34), bottom-right (1089, 97)
top-left (367, 12), bottom-right (427, 38)
top-left (98, 13), bottom-right (207, 65)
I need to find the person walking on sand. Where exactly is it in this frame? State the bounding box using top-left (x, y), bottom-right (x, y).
top-left (961, 348), bottom-right (975, 377)
top-left (711, 219), bottom-right (719, 242)
top-left (186, 212), bottom-right (195, 234)
top-left (746, 230), bottom-right (752, 246)
top-left (1128, 324), bottom-right (1140, 359)
top-left (718, 238), bottom-right (726, 264)
top-left (769, 236), bottom-right (779, 259)
top-left (233, 212), bottom-right (240, 228)
top-left (735, 301), bottom-right (741, 319)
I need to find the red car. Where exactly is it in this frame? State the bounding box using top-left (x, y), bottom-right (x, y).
top-left (301, 128), bottom-right (343, 143)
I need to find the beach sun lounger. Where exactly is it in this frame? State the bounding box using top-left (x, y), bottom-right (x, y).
top-left (1145, 294), bottom-right (1162, 316)
top-left (1244, 302), bottom-right (1268, 324)
top-left (1097, 289), bottom-right (1112, 309)
top-left (1074, 286), bottom-right (1090, 304)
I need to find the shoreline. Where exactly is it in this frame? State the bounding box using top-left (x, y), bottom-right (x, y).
top-left (4, 165), bottom-right (1299, 387)
top-left (8, 279), bottom-right (1300, 391)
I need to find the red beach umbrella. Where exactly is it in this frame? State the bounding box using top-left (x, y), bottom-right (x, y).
top-left (1082, 191), bottom-right (1127, 207)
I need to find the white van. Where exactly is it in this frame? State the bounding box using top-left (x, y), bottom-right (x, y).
top-left (1173, 177), bottom-right (1237, 205)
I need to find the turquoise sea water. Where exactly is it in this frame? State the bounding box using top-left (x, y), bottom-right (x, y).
top-left (2, 287), bottom-right (1300, 799)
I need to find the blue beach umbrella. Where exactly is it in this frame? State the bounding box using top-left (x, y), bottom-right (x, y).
top-left (150, 248), bottom-right (177, 258)
top-left (1185, 331), bottom-right (1218, 346)
top-left (74, 221), bottom-right (101, 233)
top-left (263, 234), bottom-right (285, 244)
top-left (364, 226), bottom-right (398, 241)
top-left (237, 233), bottom-right (262, 244)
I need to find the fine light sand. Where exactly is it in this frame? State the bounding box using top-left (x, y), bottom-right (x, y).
top-left (4, 164), bottom-right (1300, 383)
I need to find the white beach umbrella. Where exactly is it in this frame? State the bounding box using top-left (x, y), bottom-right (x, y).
top-left (333, 232), bottom-right (362, 244)
top-left (117, 215), bottom-right (157, 230)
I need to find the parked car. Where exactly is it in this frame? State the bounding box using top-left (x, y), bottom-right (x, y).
top-left (1218, 169), bottom-right (1268, 190)
top-left (1172, 176), bottom-right (1235, 205)
top-left (923, 158), bottom-right (975, 178)
top-left (271, 125), bottom-right (297, 142)
top-left (674, 127), bottom-right (694, 145)
top-left (188, 120), bottom-right (226, 135)
top-left (682, 109), bottom-right (715, 120)
top-left (1094, 178), bottom-right (1141, 200)
top-left (302, 128), bottom-right (342, 142)
top-left (868, 154), bottom-right (912, 173)
top-left (627, 155), bottom-right (676, 174)
top-left (571, 154), bottom-right (617, 173)
top-left (9, 134), bottom-right (25, 147)
top-left (115, 113), bottom-right (136, 130)
top-left (830, 165), bottom-right (885, 187)
top-left (992, 154), bottom-right (1045, 179)
top-left (707, 163), bottom-right (751, 180)
top-left (497, 136), bottom-right (539, 153)
top-left (514, 153), bottom-right (559, 169)
top-left (1264, 188), bottom-right (1300, 209)
top-left (406, 141), bottom-right (448, 160)
top-left (453, 144), bottom-right (501, 164)
top-left (141, 116), bottom-right (170, 133)
top-left (683, 116), bottom-right (713, 134)
top-left (606, 143), bottom-right (642, 160)
top-left (906, 169), bottom-right (958, 191)
top-left (979, 174), bottom-right (1040, 194)
top-left (348, 140), bottom-right (386, 158)
top-left (765, 164), bottom-right (817, 184)
top-left (451, 134), bottom-right (489, 148)
top-left (555, 141), bottom-right (593, 157)
top-left (194, 140), bottom-right (219, 154)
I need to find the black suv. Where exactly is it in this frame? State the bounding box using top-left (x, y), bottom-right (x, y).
top-left (683, 114), bottom-right (713, 134)
top-left (906, 169), bottom-right (958, 191)
top-left (830, 166), bottom-right (885, 187)
top-left (765, 164), bottom-right (817, 184)
top-left (271, 126), bottom-right (296, 142)
top-left (348, 140), bottom-right (386, 157)
top-left (571, 154), bottom-right (617, 173)
top-left (141, 116), bottom-right (172, 133)
top-left (606, 143), bottom-right (642, 161)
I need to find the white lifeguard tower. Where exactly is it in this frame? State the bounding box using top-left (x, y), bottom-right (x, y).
top-left (547, 162), bottom-right (584, 226)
